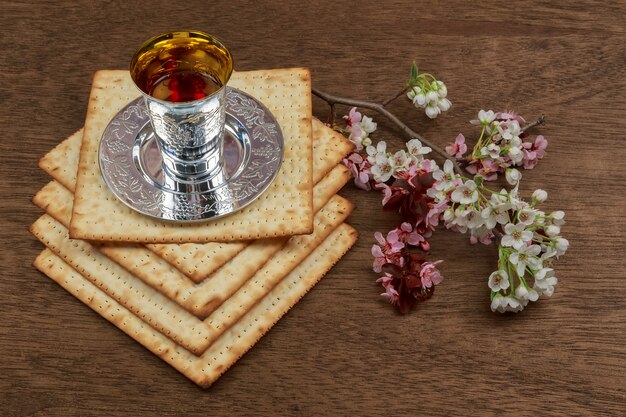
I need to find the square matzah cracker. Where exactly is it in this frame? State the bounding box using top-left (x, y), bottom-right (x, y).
top-left (70, 68), bottom-right (313, 242)
top-left (34, 222), bottom-right (357, 387)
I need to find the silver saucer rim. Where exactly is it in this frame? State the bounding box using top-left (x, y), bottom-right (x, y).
top-left (98, 87), bottom-right (284, 223)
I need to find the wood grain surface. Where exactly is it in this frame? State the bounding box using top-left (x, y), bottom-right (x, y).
top-left (1, 1), bottom-right (625, 415)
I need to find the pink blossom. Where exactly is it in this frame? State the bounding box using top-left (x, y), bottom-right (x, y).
top-left (376, 273), bottom-right (399, 304)
top-left (342, 152), bottom-right (372, 190)
top-left (521, 135), bottom-right (548, 169)
top-left (534, 135), bottom-right (548, 158)
top-left (376, 182), bottom-right (410, 206)
top-left (396, 222), bottom-right (425, 246)
top-left (445, 133), bottom-right (467, 159)
top-left (394, 158), bottom-right (436, 183)
top-left (420, 159), bottom-right (436, 173)
top-left (344, 107), bottom-right (362, 126)
top-left (371, 230), bottom-right (405, 272)
top-left (375, 253), bottom-right (438, 314)
top-left (465, 159), bottom-right (500, 180)
top-left (470, 230), bottom-right (495, 245)
top-left (378, 183), bottom-right (393, 205)
top-left (343, 107), bottom-right (367, 147)
top-left (394, 163), bottom-right (416, 182)
top-left (496, 111), bottom-right (526, 123)
top-left (465, 161), bottom-right (478, 175)
top-left (343, 107), bottom-right (366, 145)
top-left (521, 147), bottom-right (538, 169)
top-left (348, 125), bottom-right (365, 144)
top-left (377, 273), bottom-right (394, 287)
top-left (425, 199), bottom-right (449, 228)
top-left (420, 260), bottom-right (444, 288)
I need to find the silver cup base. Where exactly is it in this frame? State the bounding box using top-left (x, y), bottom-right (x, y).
top-left (134, 119), bottom-right (243, 194)
top-left (99, 88), bottom-right (284, 222)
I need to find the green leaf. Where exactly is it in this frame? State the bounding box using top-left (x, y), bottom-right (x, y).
top-left (409, 61), bottom-right (418, 83)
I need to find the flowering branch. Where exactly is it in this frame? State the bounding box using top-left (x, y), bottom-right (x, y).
top-left (331, 63), bottom-right (567, 315)
top-left (312, 87), bottom-right (463, 175)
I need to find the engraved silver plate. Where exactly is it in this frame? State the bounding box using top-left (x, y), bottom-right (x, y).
top-left (98, 87), bottom-right (284, 222)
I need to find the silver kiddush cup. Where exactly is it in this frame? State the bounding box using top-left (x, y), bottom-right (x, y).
top-left (130, 31), bottom-right (234, 183)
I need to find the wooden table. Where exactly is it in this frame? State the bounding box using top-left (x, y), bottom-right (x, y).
top-left (1, 1), bottom-right (624, 415)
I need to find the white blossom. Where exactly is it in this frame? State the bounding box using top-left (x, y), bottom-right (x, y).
top-left (433, 160), bottom-right (458, 192)
top-left (426, 91), bottom-right (439, 103)
top-left (490, 296), bottom-right (504, 312)
top-left (437, 98), bottom-right (452, 112)
top-left (370, 159), bottom-right (393, 182)
top-left (508, 135), bottom-right (523, 148)
top-left (551, 210), bottom-right (565, 226)
top-left (425, 104), bottom-right (440, 119)
top-left (426, 186), bottom-right (448, 201)
top-left (545, 225), bottom-right (560, 237)
top-left (491, 296), bottom-right (524, 313)
top-left (505, 167), bottom-right (522, 185)
top-left (445, 207), bottom-right (469, 233)
top-left (509, 244), bottom-right (542, 277)
top-left (533, 268), bottom-right (558, 297)
top-left (488, 270), bottom-right (510, 292)
top-left (515, 285), bottom-right (539, 302)
top-left (434, 80), bottom-right (447, 98)
top-left (532, 189), bottom-right (548, 203)
top-left (481, 202), bottom-right (510, 229)
top-left (407, 86), bottom-right (427, 106)
top-left (451, 180), bottom-right (479, 204)
top-left (366, 141), bottom-right (387, 165)
top-left (541, 246), bottom-right (557, 260)
top-left (517, 208), bottom-right (537, 226)
top-left (481, 207), bottom-right (498, 230)
top-left (390, 150), bottom-right (411, 171)
top-left (555, 237), bottom-right (569, 256)
top-left (507, 146), bottom-right (524, 164)
top-left (534, 267), bottom-right (551, 280)
top-left (465, 209), bottom-right (484, 230)
top-left (480, 143), bottom-right (501, 159)
top-left (490, 190), bottom-right (512, 209)
top-left (507, 184), bottom-right (529, 211)
top-left (501, 223), bottom-right (533, 250)
top-left (406, 139), bottom-right (432, 157)
top-left (452, 207), bottom-right (470, 227)
top-left (443, 208), bottom-right (455, 223)
top-left (471, 109), bottom-right (496, 126)
top-left (497, 120), bottom-right (522, 141)
top-left (359, 115), bottom-right (377, 135)
top-left (470, 226), bottom-right (493, 244)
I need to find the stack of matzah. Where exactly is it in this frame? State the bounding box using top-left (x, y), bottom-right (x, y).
top-left (30, 68), bottom-right (357, 387)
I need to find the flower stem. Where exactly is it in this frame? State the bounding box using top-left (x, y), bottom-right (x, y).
top-left (312, 87), bottom-right (463, 175)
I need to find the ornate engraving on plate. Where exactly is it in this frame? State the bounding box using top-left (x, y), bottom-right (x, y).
top-left (99, 88), bottom-right (284, 222)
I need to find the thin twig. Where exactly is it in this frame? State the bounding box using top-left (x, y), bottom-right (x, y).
top-left (327, 103), bottom-right (336, 125)
top-left (382, 86), bottom-right (410, 107)
top-left (312, 87), bottom-right (463, 174)
top-left (521, 115), bottom-right (545, 133)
